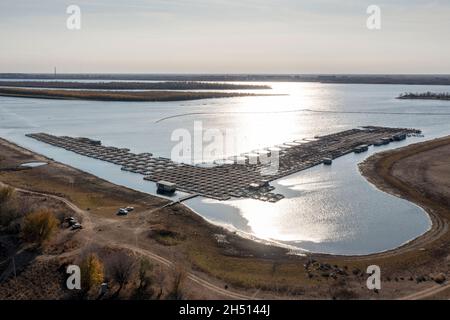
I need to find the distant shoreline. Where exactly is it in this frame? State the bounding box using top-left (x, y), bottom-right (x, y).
top-left (2, 73), bottom-right (450, 85)
top-left (397, 92), bottom-right (450, 101)
top-left (0, 87), bottom-right (276, 102)
top-left (0, 80), bottom-right (271, 91)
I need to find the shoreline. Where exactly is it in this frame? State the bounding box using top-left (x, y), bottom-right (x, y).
top-left (1, 135), bottom-right (450, 299)
top-left (353, 136), bottom-right (450, 260)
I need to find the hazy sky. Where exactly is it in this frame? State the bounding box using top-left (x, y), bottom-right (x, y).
top-left (0, 0), bottom-right (449, 73)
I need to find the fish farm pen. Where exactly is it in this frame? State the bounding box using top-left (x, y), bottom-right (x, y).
top-left (26, 126), bottom-right (421, 202)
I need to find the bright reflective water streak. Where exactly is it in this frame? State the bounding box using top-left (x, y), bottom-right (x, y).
top-left (1, 81), bottom-right (450, 255)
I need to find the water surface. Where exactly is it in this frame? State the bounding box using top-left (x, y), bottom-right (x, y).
top-left (1, 82), bottom-right (449, 254)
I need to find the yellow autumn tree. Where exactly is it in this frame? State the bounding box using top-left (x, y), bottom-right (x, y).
top-left (81, 253), bottom-right (104, 295)
top-left (21, 210), bottom-right (59, 244)
top-left (0, 186), bottom-right (15, 204)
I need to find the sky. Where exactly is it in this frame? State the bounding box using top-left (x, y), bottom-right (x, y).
top-left (0, 0), bottom-right (449, 74)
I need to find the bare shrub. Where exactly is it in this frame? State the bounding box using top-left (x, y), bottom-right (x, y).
top-left (106, 251), bottom-right (137, 298)
top-left (167, 265), bottom-right (186, 300)
top-left (0, 186), bottom-right (14, 204)
top-left (132, 258), bottom-right (154, 299)
top-left (21, 210), bottom-right (59, 244)
top-left (154, 265), bottom-right (166, 299)
top-left (328, 279), bottom-right (358, 300)
top-left (0, 189), bottom-right (35, 232)
top-left (0, 186), bottom-right (16, 227)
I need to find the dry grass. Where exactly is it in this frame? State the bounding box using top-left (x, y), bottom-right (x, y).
top-left (185, 242), bottom-right (311, 292)
top-left (0, 259), bottom-right (68, 300)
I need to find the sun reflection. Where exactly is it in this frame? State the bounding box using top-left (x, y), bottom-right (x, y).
top-left (230, 82), bottom-right (320, 153)
top-left (226, 197), bottom-right (333, 244)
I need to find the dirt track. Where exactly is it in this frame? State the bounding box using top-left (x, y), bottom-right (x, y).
top-left (0, 180), bottom-right (254, 300)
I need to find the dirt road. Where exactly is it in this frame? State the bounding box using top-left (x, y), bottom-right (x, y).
top-left (399, 282), bottom-right (450, 300)
top-left (0, 181), bottom-right (254, 300)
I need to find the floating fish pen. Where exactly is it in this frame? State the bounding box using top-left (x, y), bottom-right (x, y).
top-left (393, 133), bottom-right (407, 141)
top-left (243, 153), bottom-right (260, 165)
top-left (374, 140), bottom-right (384, 146)
top-left (254, 149), bottom-right (271, 157)
top-left (354, 144), bottom-right (369, 153)
top-left (228, 155), bottom-right (248, 165)
top-left (284, 142), bottom-right (302, 147)
top-left (213, 159), bottom-right (235, 166)
top-left (26, 126), bottom-right (421, 203)
top-left (267, 147), bottom-right (283, 153)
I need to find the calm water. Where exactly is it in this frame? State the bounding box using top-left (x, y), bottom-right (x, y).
top-left (1, 82), bottom-right (449, 255)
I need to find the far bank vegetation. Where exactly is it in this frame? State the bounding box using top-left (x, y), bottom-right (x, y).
top-left (398, 92), bottom-right (450, 100)
top-left (0, 80), bottom-right (271, 90)
top-left (0, 87), bottom-right (268, 102)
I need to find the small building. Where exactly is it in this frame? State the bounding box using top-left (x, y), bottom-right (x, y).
top-left (381, 137), bottom-right (391, 145)
top-left (374, 140), bottom-right (384, 146)
top-left (76, 137), bottom-right (101, 146)
top-left (156, 181), bottom-right (176, 194)
top-left (260, 179), bottom-right (270, 187)
top-left (229, 156), bottom-right (247, 165)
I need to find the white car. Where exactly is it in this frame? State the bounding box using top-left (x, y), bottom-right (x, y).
top-left (117, 208), bottom-right (128, 216)
top-left (71, 223), bottom-right (83, 230)
top-left (67, 217), bottom-right (78, 226)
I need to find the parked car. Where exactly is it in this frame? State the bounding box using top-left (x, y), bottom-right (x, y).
top-left (125, 206), bottom-right (134, 212)
top-left (66, 217), bottom-right (78, 226)
top-left (117, 208), bottom-right (128, 216)
top-left (71, 223), bottom-right (83, 230)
